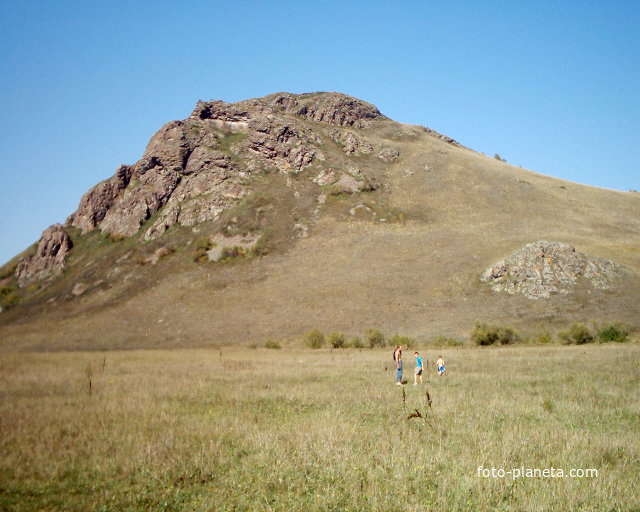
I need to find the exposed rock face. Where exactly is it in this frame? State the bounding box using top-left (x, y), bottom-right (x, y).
top-left (66, 164), bottom-right (132, 233)
top-left (15, 224), bottom-right (73, 287)
top-left (420, 125), bottom-right (459, 146)
top-left (481, 241), bottom-right (619, 299)
top-left (67, 93), bottom-right (384, 240)
top-left (265, 92), bottom-right (385, 128)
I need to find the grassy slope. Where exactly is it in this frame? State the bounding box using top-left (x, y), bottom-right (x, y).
top-left (0, 121), bottom-right (638, 350)
top-left (0, 344), bottom-right (638, 511)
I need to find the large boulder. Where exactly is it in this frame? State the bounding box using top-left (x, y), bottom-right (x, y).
top-left (481, 241), bottom-right (619, 299)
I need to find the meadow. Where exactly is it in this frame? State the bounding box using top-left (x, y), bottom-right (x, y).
top-left (0, 343), bottom-right (638, 511)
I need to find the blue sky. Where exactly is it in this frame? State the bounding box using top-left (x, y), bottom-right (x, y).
top-left (1, 0), bottom-right (638, 265)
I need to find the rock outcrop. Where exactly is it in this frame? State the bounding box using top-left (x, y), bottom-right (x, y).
top-left (481, 241), bottom-right (619, 299)
top-left (66, 164), bottom-right (132, 233)
top-left (265, 92), bottom-right (385, 128)
top-left (15, 224), bottom-right (73, 287)
top-left (66, 92), bottom-right (386, 241)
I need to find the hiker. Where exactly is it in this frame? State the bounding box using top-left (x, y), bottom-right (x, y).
top-left (413, 351), bottom-right (424, 385)
top-left (393, 345), bottom-right (403, 385)
top-left (436, 355), bottom-right (446, 376)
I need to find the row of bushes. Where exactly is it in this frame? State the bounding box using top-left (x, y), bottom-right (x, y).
top-left (472, 322), bottom-right (630, 346)
top-left (263, 323), bottom-right (632, 349)
top-left (262, 329), bottom-right (463, 349)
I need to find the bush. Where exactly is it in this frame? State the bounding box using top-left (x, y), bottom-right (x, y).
top-left (193, 236), bottom-right (213, 263)
top-left (305, 329), bottom-right (325, 349)
top-left (597, 324), bottom-right (629, 343)
top-left (532, 331), bottom-right (553, 344)
top-left (365, 328), bottom-right (385, 348)
top-left (497, 326), bottom-right (519, 345)
top-left (348, 337), bottom-right (364, 349)
top-left (472, 322), bottom-right (497, 346)
top-left (0, 286), bottom-right (19, 310)
top-left (0, 263), bottom-right (17, 280)
top-left (328, 332), bottom-right (346, 349)
top-left (388, 334), bottom-right (416, 348)
top-left (472, 322), bottom-right (520, 345)
top-left (264, 338), bottom-right (282, 349)
top-left (559, 323), bottom-right (594, 345)
top-left (427, 335), bottom-right (464, 347)
top-left (249, 232), bottom-right (270, 257)
top-left (219, 246), bottom-right (246, 261)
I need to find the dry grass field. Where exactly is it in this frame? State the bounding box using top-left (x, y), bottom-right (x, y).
top-left (1, 343), bottom-right (638, 511)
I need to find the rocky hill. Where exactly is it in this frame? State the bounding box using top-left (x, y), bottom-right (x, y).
top-left (1, 92), bottom-right (639, 350)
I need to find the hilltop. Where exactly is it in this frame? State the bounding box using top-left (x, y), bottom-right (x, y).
top-left (1, 92), bottom-right (639, 350)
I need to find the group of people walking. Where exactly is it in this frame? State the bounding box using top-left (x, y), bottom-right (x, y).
top-left (392, 345), bottom-right (445, 386)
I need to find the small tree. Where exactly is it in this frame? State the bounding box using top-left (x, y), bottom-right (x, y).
top-left (597, 324), bottom-right (629, 343)
top-left (388, 334), bottom-right (416, 348)
top-left (472, 322), bottom-right (520, 345)
top-left (472, 322), bottom-right (498, 345)
top-left (305, 329), bottom-right (325, 349)
top-left (348, 337), bottom-right (364, 349)
top-left (264, 338), bottom-right (282, 349)
top-left (328, 332), bottom-right (346, 348)
top-left (366, 328), bottom-right (385, 348)
top-left (559, 323), bottom-right (594, 345)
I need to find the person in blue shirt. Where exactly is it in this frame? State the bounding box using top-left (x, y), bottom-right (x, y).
top-left (413, 351), bottom-right (424, 385)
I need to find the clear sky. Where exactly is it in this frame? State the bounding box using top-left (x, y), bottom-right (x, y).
top-left (1, 0), bottom-right (638, 265)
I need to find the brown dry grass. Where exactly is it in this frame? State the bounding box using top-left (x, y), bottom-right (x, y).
top-left (0, 343), bottom-right (638, 511)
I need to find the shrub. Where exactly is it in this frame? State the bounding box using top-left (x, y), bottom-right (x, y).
top-left (388, 334), bottom-right (416, 348)
top-left (472, 322), bottom-right (520, 345)
top-left (559, 323), bottom-right (594, 345)
top-left (249, 232), bottom-right (270, 257)
top-left (532, 331), bottom-right (553, 344)
top-left (305, 329), bottom-right (325, 349)
top-left (365, 328), bottom-right (385, 348)
top-left (193, 236), bottom-right (213, 263)
top-left (0, 286), bottom-right (20, 310)
top-left (597, 324), bottom-right (629, 343)
top-left (0, 263), bottom-right (17, 280)
top-left (264, 338), bottom-right (282, 349)
top-left (496, 326), bottom-right (519, 345)
top-left (472, 322), bottom-right (498, 346)
top-left (348, 337), bottom-right (364, 349)
top-left (427, 335), bottom-right (463, 347)
top-left (219, 246), bottom-right (246, 261)
top-left (328, 332), bottom-right (346, 349)
top-left (107, 233), bottom-right (125, 243)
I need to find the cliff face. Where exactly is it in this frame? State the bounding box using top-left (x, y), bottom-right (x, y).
top-left (12, 93), bottom-right (389, 286)
top-left (65, 92), bottom-right (388, 243)
top-left (14, 224), bottom-right (73, 287)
